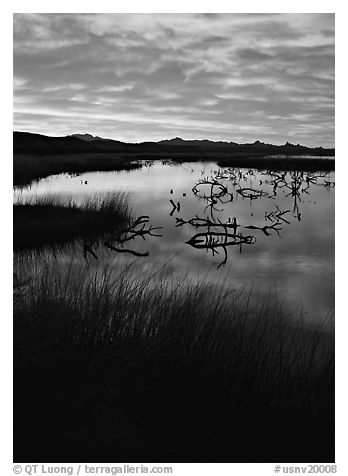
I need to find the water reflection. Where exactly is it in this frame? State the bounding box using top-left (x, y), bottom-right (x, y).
top-left (186, 230), bottom-right (256, 268)
top-left (13, 161), bottom-right (335, 322)
top-left (83, 215), bottom-right (163, 260)
top-left (171, 167), bottom-right (334, 269)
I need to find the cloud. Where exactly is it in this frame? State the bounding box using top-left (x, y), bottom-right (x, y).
top-left (236, 48), bottom-right (274, 62)
top-left (13, 13), bottom-right (334, 147)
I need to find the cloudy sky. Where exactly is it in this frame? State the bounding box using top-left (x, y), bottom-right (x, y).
top-left (13, 13), bottom-right (334, 146)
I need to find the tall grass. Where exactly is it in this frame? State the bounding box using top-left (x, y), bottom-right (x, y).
top-left (13, 192), bottom-right (131, 250)
top-left (13, 257), bottom-right (334, 462)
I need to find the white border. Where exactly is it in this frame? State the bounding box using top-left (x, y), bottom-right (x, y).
top-left (2, 3), bottom-right (346, 475)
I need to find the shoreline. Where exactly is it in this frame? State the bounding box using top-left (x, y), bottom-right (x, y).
top-left (13, 152), bottom-right (335, 187)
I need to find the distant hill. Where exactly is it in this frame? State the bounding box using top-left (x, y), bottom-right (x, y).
top-left (69, 133), bottom-right (110, 142)
top-left (158, 137), bottom-right (239, 147)
top-left (157, 137), bottom-right (333, 154)
top-left (13, 132), bottom-right (135, 155)
top-left (13, 131), bottom-right (335, 158)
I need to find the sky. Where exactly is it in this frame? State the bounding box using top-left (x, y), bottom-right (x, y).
top-left (13, 13), bottom-right (335, 147)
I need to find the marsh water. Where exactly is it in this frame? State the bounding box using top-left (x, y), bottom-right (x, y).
top-left (14, 161), bottom-right (335, 323)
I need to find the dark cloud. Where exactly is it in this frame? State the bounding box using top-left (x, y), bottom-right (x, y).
top-left (236, 48), bottom-right (274, 62)
top-left (13, 13), bottom-right (334, 147)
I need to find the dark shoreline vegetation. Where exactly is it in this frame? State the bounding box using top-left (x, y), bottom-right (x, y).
top-left (13, 193), bottom-right (130, 250)
top-left (14, 258), bottom-right (334, 463)
top-left (13, 131), bottom-right (335, 186)
top-left (14, 153), bottom-right (142, 187)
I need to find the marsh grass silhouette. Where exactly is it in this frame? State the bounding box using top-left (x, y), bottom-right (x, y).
top-left (13, 257), bottom-right (334, 463)
top-left (13, 193), bottom-right (130, 250)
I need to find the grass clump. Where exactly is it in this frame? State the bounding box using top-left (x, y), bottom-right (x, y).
top-left (13, 259), bottom-right (334, 463)
top-left (13, 192), bottom-right (130, 250)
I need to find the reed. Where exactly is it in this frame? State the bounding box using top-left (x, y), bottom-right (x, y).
top-left (13, 256), bottom-right (334, 462)
top-left (13, 192), bottom-right (131, 250)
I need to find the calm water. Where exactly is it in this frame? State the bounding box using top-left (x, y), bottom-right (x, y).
top-left (14, 161), bottom-right (335, 322)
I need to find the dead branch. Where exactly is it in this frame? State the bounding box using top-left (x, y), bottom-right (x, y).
top-left (169, 199), bottom-right (181, 216)
top-left (236, 187), bottom-right (268, 200)
top-left (103, 242), bottom-right (149, 257)
top-left (265, 205), bottom-right (290, 224)
top-left (81, 215), bottom-right (162, 260)
top-left (186, 231), bottom-right (255, 249)
top-left (244, 220), bottom-right (282, 237)
top-left (109, 216), bottom-right (163, 243)
top-left (192, 177), bottom-right (228, 199)
top-left (175, 215), bottom-right (240, 233)
top-left (186, 230), bottom-right (255, 267)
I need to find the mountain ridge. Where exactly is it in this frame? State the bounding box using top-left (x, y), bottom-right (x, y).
top-left (13, 131), bottom-right (335, 155)
top-left (69, 133), bottom-right (110, 142)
